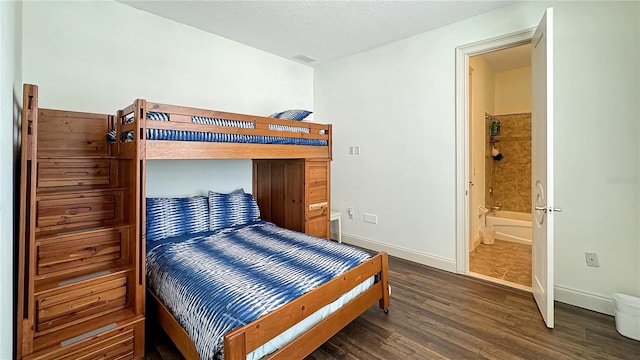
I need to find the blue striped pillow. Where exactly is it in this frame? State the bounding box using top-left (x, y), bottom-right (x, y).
top-left (208, 191), bottom-right (261, 231)
top-left (146, 196), bottom-right (210, 242)
top-left (178, 196), bottom-right (209, 235)
top-left (269, 109), bottom-right (312, 121)
top-left (146, 198), bottom-right (185, 242)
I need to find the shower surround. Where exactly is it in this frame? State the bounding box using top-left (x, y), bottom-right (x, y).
top-left (485, 113), bottom-right (531, 213)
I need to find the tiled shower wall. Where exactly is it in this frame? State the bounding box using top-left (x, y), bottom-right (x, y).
top-left (485, 113), bottom-right (531, 213)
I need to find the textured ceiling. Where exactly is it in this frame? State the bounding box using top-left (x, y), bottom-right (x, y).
top-left (120, 1), bottom-right (515, 67)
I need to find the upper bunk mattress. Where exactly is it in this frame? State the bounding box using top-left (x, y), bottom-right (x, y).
top-left (146, 221), bottom-right (372, 359)
top-left (144, 111), bottom-right (328, 146)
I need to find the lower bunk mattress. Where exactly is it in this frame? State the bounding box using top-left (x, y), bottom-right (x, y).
top-left (146, 221), bottom-right (373, 359)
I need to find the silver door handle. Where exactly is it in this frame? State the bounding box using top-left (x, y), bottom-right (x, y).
top-left (535, 206), bottom-right (563, 213)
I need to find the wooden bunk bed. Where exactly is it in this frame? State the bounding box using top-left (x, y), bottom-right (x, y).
top-left (117, 99), bottom-right (333, 160)
top-left (18, 84), bottom-right (390, 360)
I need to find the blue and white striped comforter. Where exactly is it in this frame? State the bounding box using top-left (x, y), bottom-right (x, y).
top-left (146, 221), bottom-right (372, 359)
top-left (145, 112), bottom-right (326, 146)
top-left (145, 128), bottom-right (327, 146)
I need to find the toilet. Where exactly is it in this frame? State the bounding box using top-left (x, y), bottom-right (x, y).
top-left (612, 293), bottom-right (640, 341)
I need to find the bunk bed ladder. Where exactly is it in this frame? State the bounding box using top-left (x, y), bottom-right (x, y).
top-left (17, 84), bottom-right (145, 360)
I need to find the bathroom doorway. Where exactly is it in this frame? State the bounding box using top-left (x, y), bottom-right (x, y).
top-left (456, 9), bottom-right (556, 327)
top-left (467, 44), bottom-right (533, 291)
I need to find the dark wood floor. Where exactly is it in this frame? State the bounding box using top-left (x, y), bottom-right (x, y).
top-left (145, 255), bottom-right (640, 360)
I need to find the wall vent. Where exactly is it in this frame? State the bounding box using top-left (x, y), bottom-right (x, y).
top-left (292, 54), bottom-right (316, 63)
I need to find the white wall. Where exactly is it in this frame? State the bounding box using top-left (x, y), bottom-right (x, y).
top-left (469, 56), bottom-right (494, 248)
top-left (1, 0), bottom-right (22, 357)
top-left (495, 66), bottom-right (531, 114)
top-left (315, 1), bottom-right (639, 312)
top-left (552, 1), bottom-right (639, 312)
top-left (22, 0), bottom-right (313, 195)
top-left (145, 160), bottom-right (251, 197)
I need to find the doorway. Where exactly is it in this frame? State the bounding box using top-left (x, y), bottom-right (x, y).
top-left (468, 44), bottom-right (533, 291)
top-left (456, 8), bottom-right (556, 328)
top-left (454, 28), bottom-right (535, 284)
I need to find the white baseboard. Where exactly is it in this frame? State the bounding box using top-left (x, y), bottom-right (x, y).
top-left (342, 233), bottom-right (457, 273)
top-left (555, 285), bottom-right (614, 316)
top-left (472, 233), bottom-right (482, 251)
top-left (342, 233), bottom-right (615, 316)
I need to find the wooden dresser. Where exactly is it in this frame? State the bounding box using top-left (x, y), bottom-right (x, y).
top-left (253, 159), bottom-right (330, 239)
top-left (17, 85), bottom-right (144, 359)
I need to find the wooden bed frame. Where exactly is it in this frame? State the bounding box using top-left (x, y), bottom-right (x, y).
top-left (115, 100), bottom-right (332, 161)
top-left (149, 252), bottom-right (390, 360)
top-left (17, 84), bottom-right (388, 359)
top-left (116, 99), bottom-right (390, 359)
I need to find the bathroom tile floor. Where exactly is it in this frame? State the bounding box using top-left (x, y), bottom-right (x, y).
top-left (470, 239), bottom-right (532, 287)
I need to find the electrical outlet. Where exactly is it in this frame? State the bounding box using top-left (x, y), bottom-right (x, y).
top-left (347, 207), bottom-right (354, 220)
top-left (363, 213), bottom-right (377, 224)
top-left (585, 252), bottom-right (600, 267)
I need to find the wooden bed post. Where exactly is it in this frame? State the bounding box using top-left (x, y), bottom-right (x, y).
top-left (379, 252), bottom-right (391, 311)
top-left (224, 331), bottom-right (247, 360)
top-left (328, 124), bottom-right (333, 161)
top-left (17, 83), bottom-right (38, 358)
top-left (135, 99), bottom-right (146, 318)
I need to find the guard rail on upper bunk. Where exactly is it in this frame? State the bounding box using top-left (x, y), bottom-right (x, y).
top-left (115, 99), bottom-right (332, 160)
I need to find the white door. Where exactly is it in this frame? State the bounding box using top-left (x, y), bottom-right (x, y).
top-left (531, 7), bottom-right (555, 328)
